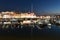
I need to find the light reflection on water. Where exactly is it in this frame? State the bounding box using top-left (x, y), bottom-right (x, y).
top-left (0, 25), bottom-right (59, 40)
top-left (0, 25), bottom-right (60, 36)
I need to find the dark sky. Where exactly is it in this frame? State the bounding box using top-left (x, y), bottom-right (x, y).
top-left (0, 0), bottom-right (32, 12)
top-left (0, 0), bottom-right (60, 13)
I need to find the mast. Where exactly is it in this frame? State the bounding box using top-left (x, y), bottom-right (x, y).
top-left (31, 3), bottom-right (33, 13)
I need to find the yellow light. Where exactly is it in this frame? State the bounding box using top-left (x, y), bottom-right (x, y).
top-left (23, 20), bottom-right (31, 24)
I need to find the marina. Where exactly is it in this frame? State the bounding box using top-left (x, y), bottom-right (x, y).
top-left (0, 0), bottom-right (60, 40)
top-left (0, 11), bottom-right (59, 30)
top-left (0, 11), bottom-right (60, 40)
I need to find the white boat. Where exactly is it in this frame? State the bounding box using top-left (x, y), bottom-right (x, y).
top-left (3, 22), bottom-right (11, 24)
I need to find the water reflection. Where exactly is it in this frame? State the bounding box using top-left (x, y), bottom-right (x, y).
top-left (0, 24), bottom-right (60, 37)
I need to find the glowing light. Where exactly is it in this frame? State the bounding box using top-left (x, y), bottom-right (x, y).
top-left (3, 15), bottom-right (11, 18)
top-left (23, 20), bottom-right (32, 24)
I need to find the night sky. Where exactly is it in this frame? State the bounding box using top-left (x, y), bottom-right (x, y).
top-left (0, 0), bottom-right (60, 14)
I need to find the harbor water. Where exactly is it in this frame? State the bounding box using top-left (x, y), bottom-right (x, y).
top-left (0, 25), bottom-right (60, 40)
